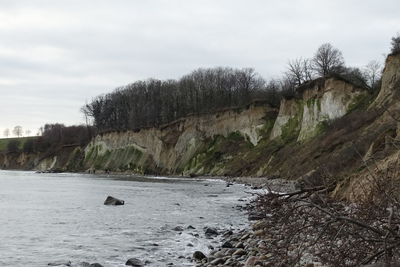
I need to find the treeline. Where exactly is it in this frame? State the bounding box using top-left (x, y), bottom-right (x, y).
top-left (5, 124), bottom-right (95, 154)
top-left (82, 67), bottom-right (281, 132)
top-left (82, 34), bottom-right (400, 133)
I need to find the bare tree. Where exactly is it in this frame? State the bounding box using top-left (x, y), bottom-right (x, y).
top-left (312, 43), bottom-right (345, 76)
top-left (25, 129), bottom-right (31, 136)
top-left (13, 126), bottom-right (23, 137)
top-left (363, 60), bottom-right (383, 89)
top-left (3, 128), bottom-right (10, 138)
top-left (391, 33), bottom-right (400, 55)
top-left (286, 58), bottom-right (313, 86)
top-left (37, 127), bottom-right (44, 136)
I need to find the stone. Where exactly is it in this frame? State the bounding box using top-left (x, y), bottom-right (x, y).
top-left (252, 220), bottom-right (267, 230)
top-left (125, 258), bottom-right (144, 266)
top-left (48, 261), bottom-right (71, 266)
top-left (223, 230), bottom-right (233, 237)
top-left (244, 256), bottom-right (256, 266)
top-left (235, 242), bottom-right (245, 248)
top-left (248, 213), bottom-right (263, 221)
top-left (205, 227), bottom-right (219, 236)
top-left (173, 226), bottom-right (184, 231)
top-left (104, 196), bottom-right (124, 205)
top-left (210, 258), bottom-right (225, 265)
top-left (232, 249), bottom-right (247, 256)
top-left (89, 264), bottom-right (104, 267)
top-left (253, 230), bottom-right (265, 237)
top-left (193, 251), bottom-right (207, 261)
top-left (221, 241), bottom-right (233, 248)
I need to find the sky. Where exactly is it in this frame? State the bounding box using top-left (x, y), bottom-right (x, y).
top-left (0, 0), bottom-right (399, 137)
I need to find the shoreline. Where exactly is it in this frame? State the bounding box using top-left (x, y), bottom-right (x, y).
top-left (191, 178), bottom-right (299, 267)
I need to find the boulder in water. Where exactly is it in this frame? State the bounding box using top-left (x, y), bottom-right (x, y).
top-left (204, 227), bottom-right (219, 236)
top-left (193, 251), bottom-right (207, 261)
top-left (104, 196), bottom-right (125, 205)
top-left (173, 226), bottom-right (184, 231)
top-left (125, 258), bottom-right (144, 266)
top-left (48, 261), bottom-right (71, 266)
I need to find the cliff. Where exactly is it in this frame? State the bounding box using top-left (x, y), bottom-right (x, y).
top-left (270, 78), bottom-right (366, 142)
top-left (3, 53), bottom-right (400, 202)
top-left (78, 76), bottom-right (370, 178)
top-left (83, 104), bottom-right (276, 174)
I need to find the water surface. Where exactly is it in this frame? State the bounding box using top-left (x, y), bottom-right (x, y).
top-left (0, 171), bottom-right (249, 266)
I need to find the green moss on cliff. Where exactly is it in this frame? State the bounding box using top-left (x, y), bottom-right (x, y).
top-left (306, 97), bottom-right (321, 111)
top-left (182, 131), bottom-right (251, 175)
top-left (65, 147), bottom-right (84, 171)
top-left (347, 92), bottom-right (373, 112)
top-left (84, 144), bottom-right (145, 173)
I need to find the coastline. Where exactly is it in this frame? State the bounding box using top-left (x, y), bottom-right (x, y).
top-left (191, 178), bottom-right (299, 267)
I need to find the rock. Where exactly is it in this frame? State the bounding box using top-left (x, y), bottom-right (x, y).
top-left (104, 196), bottom-right (125, 205)
top-left (205, 227), bottom-right (219, 236)
top-left (48, 261), bottom-right (71, 266)
top-left (254, 230), bottom-right (265, 237)
top-left (252, 220), bottom-right (267, 230)
top-left (89, 264), bottom-right (104, 267)
top-left (245, 256), bottom-right (259, 267)
top-left (210, 258), bottom-right (225, 265)
top-left (221, 241), bottom-right (233, 248)
top-left (223, 230), bottom-right (233, 237)
top-left (125, 258), bottom-right (144, 266)
top-left (232, 249), bottom-right (247, 256)
top-left (240, 233), bottom-right (250, 240)
top-left (77, 263), bottom-right (90, 267)
top-left (187, 243), bottom-right (194, 247)
top-left (234, 242), bottom-right (245, 248)
top-left (173, 226), bottom-right (184, 231)
top-left (248, 213), bottom-right (263, 221)
top-left (187, 225), bottom-right (196, 229)
top-left (193, 251), bottom-right (207, 261)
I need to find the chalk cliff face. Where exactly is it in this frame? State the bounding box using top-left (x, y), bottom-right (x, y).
top-left (81, 77), bottom-right (370, 177)
top-left (270, 78), bottom-right (366, 142)
top-left (83, 105), bottom-right (275, 174)
top-left (372, 54), bottom-right (400, 107)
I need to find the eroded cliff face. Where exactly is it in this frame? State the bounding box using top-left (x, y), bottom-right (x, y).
top-left (83, 105), bottom-right (276, 174)
top-left (4, 54), bottom-right (399, 193)
top-left (270, 78), bottom-right (367, 142)
top-left (372, 54), bottom-right (400, 107)
top-left (81, 76), bottom-right (373, 178)
top-left (0, 146), bottom-right (84, 172)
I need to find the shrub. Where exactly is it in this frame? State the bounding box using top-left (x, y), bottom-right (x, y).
top-left (6, 140), bottom-right (20, 153)
top-left (391, 33), bottom-right (400, 55)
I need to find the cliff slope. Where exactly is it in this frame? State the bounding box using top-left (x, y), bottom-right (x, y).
top-left (2, 54), bottom-right (400, 202)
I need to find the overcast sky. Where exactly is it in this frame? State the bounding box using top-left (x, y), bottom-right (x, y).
top-left (0, 0), bottom-right (399, 136)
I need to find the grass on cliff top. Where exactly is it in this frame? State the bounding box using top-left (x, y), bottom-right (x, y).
top-left (0, 137), bottom-right (37, 152)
